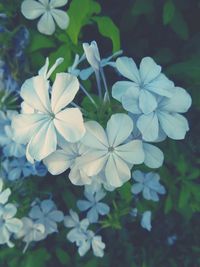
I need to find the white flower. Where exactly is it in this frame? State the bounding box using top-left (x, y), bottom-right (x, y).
top-left (78, 113), bottom-right (145, 188)
top-left (83, 41), bottom-right (101, 72)
top-left (12, 63), bottom-right (85, 163)
top-left (21, 0), bottom-right (69, 35)
top-left (43, 141), bottom-right (91, 185)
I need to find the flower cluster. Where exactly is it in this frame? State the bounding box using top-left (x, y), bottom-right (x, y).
top-left (0, 39), bottom-right (192, 258)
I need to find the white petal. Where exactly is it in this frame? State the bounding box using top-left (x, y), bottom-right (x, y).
top-left (139, 57), bottom-right (161, 84)
top-left (51, 73), bottom-right (79, 113)
top-left (21, 0), bottom-right (45, 19)
top-left (51, 9), bottom-right (69, 29)
top-left (81, 121), bottom-right (108, 149)
top-left (43, 149), bottom-right (72, 175)
top-left (27, 120), bottom-right (57, 161)
top-left (0, 189), bottom-right (11, 204)
top-left (116, 57), bottom-right (140, 83)
top-left (69, 166), bottom-right (92, 185)
top-left (121, 89), bottom-right (141, 114)
top-left (6, 218), bottom-right (23, 234)
top-left (12, 114), bottom-right (49, 144)
top-left (137, 113), bottom-right (159, 142)
top-left (160, 87), bottom-right (192, 113)
top-left (112, 81), bottom-right (139, 102)
top-left (158, 111), bottom-right (189, 140)
top-left (20, 76), bottom-right (51, 113)
top-left (105, 154), bottom-right (130, 188)
top-left (50, 0), bottom-right (68, 8)
top-left (37, 12), bottom-right (56, 35)
top-left (115, 140), bottom-right (144, 164)
top-left (54, 108), bottom-right (85, 143)
top-left (143, 143), bottom-right (164, 168)
top-left (139, 90), bottom-right (157, 114)
top-left (106, 113), bottom-right (133, 147)
top-left (3, 204), bottom-right (17, 219)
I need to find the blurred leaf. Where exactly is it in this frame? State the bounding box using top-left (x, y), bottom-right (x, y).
top-left (84, 258), bottom-right (98, 267)
top-left (67, 0), bottom-right (101, 44)
top-left (163, 0), bottom-right (175, 25)
top-left (56, 248), bottom-right (70, 265)
top-left (170, 9), bottom-right (189, 40)
top-left (118, 182), bottom-right (132, 204)
top-left (164, 195), bottom-right (173, 214)
top-left (178, 185), bottom-right (190, 209)
top-left (93, 16), bottom-right (121, 52)
top-left (29, 32), bottom-right (55, 52)
top-left (131, 0), bottom-right (154, 16)
top-left (21, 248), bottom-right (50, 267)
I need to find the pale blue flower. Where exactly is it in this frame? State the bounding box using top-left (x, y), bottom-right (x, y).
top-left (64, 209), bottom-right (90, 244)
top-left (29, 199), bottom-right (64, 238)
top-left (2, 157), bottom-right (35, 181)
top-left (0, 179), bottom-right (23, 247)
top-left (77, 230), bottom-right (105, 257)
top-left (77, 189), bottom-right (110, 223)
top-left (131, 171), bottom-right (166, 201)
top-left (130, 208), bottom-right (138, 217)
top-left (141, 211), bottom-right (152, 231)
top-left (112, 56), bottom-right (174, 115)
top-left (167, 234), bottom-right (177, 246)
top-left (15, 217), bottom-right (45, 252)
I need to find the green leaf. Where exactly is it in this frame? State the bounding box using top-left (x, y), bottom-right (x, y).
top-left (163, 0), bottom-right (175, 25)
top-left (164, 195), bottom-right (173, 214)
top-left (29, 32), bottom-right (56, 52)
top-left (170, 9), bottom-right (189, 40)
top-left (131, 0), bottom-right (154, 16)
top-left (93, 16), bottom-right (121, 52)
top-left (56, 248), bottom-right (70, 265)
top-left (178, 185), bottom-right (190, 209)
top-left (67, 0), bottom-right (101, 44)
top-left (118, 182), bottom-right (132, 204)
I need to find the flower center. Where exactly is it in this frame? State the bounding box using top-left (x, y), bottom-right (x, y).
top-left (108, 146), bottom-right (114, 153)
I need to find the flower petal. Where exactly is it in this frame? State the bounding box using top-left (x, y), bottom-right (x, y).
top-left (139, 57), bottom-right (161, 84)
top-left (27, 120), bottom-right (57, 161)
top-left (51, 9), bottom-right (69, 29)
top-left (106, 113), bottom-right (133, 147)
top-left (143, 143), bottom-right (164, 168)
top-left (43, 149), bottom-right (72, 175)
top-left (0, 189), bottom-right (11, 205)
top-left (105, 154), bottom-right (130, 188)
top-left (159, 87), bottom-right (192, 113)
top-left (54, 108), bottom-right (85, 143)
top-left (51, 73), bottom-right (79, 113)
top-left (139, 90), bottom-right (157, 114)
top-left (77, 200), bottom-right (93, 211)
top-left (6, 218), bottom-right (23, 234)
top-left (81, 121), bottom-right (108, 149)
top-left (21, 0), bottom-right (45, 19)
top-left (3, 204), bottom-right (17, 219)
top-left (158, 111), bottom-right (189, 140)
top-left (116, 57), bottom-right (140, 83)
top-left (115, 140), bottom-right (144, 164)
top-left (37, 12), bottom-right (56, 35)
top-left (121, 89), bottom-right (141, 114)
top-left (112, 81), bottom-right (139, 102)
top-left (137, 112), bottom-right (159, 141)
top-left (50, 0), bottom-right (68, 8)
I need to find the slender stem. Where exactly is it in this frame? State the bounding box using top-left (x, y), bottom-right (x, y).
top-left (100, 67), bottom-right (110, 102)
top-left (95, 70), bottom-right (102, 99)
top-left (80, 84), bottom-right (97, 108)
top-left (71, 102), bottom-right (81, 109)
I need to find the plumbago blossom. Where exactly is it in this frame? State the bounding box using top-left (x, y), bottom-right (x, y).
top-left (4, 40), bottom-right (191, 258)
top-left (21, 0), bottom-right (69, 35)
top-left (0, 179), bottom-right (23, 247)
top-left (12, 59), bottom-right (85, 163)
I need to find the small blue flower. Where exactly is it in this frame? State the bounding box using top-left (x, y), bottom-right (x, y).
top-left (77, 189), bottom-right (110, 223)
top-left (141, 211), bottom-right (152, 231)
top-left (29, 199), bottom-right (64, 238)
top-left (167, 234), bottom-right (177, 246)
top-left (131, 171), bottom-right (166, 201)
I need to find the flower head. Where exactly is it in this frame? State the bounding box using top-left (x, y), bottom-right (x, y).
top-left (21, 0), bottom-right (69, 35)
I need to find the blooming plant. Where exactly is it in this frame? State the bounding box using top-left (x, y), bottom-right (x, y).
top-left (0, 0), bottom-right (195, 265)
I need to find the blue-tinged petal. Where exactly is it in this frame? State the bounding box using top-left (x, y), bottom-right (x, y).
top-left (41, 200), bottom-right (55, 214)
top-left (29, 205), bottom-right (43, 219)
top-left (131, 183), bottom-right (143, 194)
top-left (96, 203), bottom-right (110, 215)
top-left (139, 57), bottom-right (161, 84)
top-left (21, 0), bottom-right (45, 19)
top-left (3, 204), bottom-right (17, 219)
top-left (8, 168), bottom-right (21, 181)
top-left (92, 236), bottom-right (105, 257)
top-left (0, 189), bottom-right (11, 204)
top-left (51, 9), bottom-right (69, 30)
top-left (6, 218), bottom-right (23, 234)
top-left (146, 73), bottom-right (174, 97)
top-left (112, 81), bottom-right (139, 102)
top-left (37, 12), bottom-right (56, 35)
top-left (121, 88), bottom-right (141, 114)
top-left (116, 57), bottom-right (140, 83)
top-left (48, 210), bottom-right (64, 222)
top-left (159, 87), bottom-right (192, 113)
top-left (139, 90), bottom-right (157, 114)
top-left (87, 207), bottom-right (99, 223)
top-left (78, 239), bottom-right (91, 256)
top-left (141, 211), bottom-right (152, 231)
top-left (95, 190), bottom-right (106, 202)
top-left (50, 0), bottom-right (68, 8)
top-left (142, 187), bottom-right (151, 200)
top-left (77, 200), bottom-right (93, 211)
top-left (143, 143), bottom-right (164, 168)
top-left (158, 111), bottom-right (189, 140)
top-left (79, 67), bottom-right (94, 80)
top-left (137, 112), bottom-right (159, 141)
top-left (132, 170), bottom-right (144, 182)
top-left (106, 113), bottom-right (133, 147)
